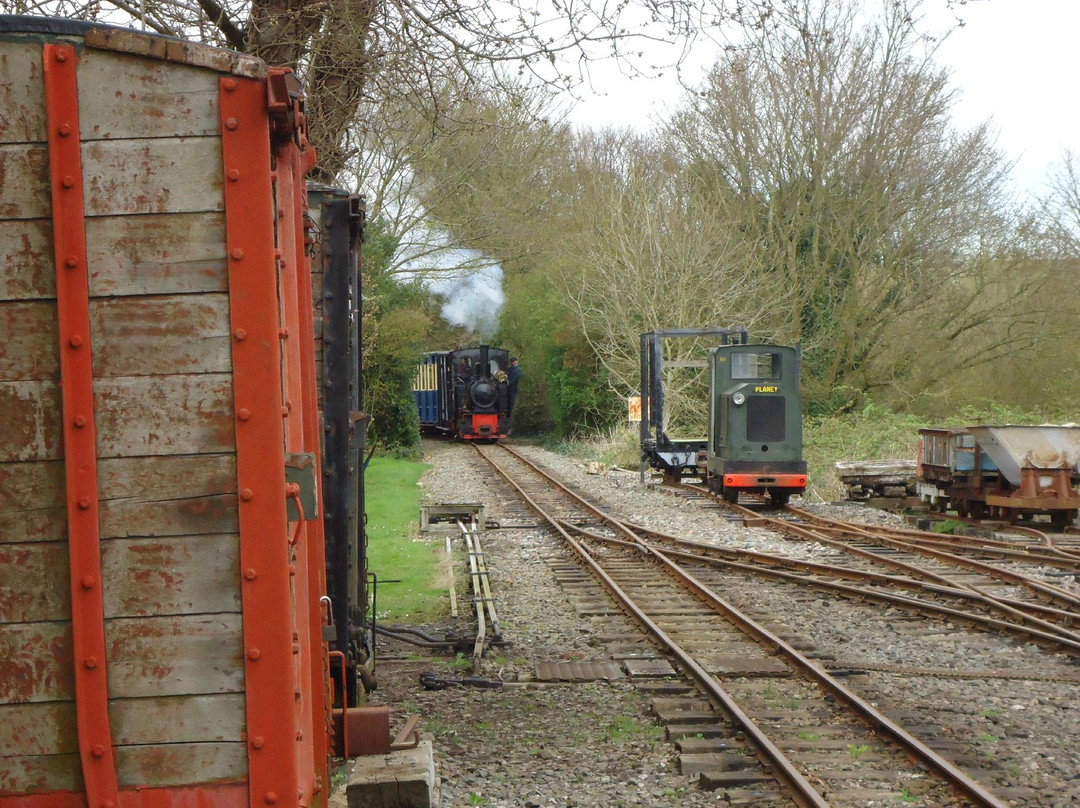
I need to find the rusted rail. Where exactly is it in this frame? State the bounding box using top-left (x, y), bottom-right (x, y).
top-left (474, 443), bottom-right (1011, 808)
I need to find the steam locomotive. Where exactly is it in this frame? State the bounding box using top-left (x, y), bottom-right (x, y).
top-left (414, 345), bottom-right (511, 440)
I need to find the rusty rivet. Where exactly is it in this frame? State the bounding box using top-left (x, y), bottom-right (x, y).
top-left (295, 730), bottom-right (303, 740)
top-left (223, 78), bottom-right (237, 91)
top-left (281, 407), bottom-right (289, 418)
top-left (244, 568), bottom-right (258, 581)
top-left (225, 117), bottom-right (239, 130)
top-left (278, 327), bottom-right (289, 339)
top-left (251, 735), bottom-right (265, 749)
top-left (58, 123), bottom-right (72, 137)
top-left (237, 408), bottom-right (251, 421)
top-left (240, 488), bottom-right (254, 501)
top-left (248, 648), bottom-right (261, 661)
top-left (264, 792), bottom-right (277, 805)
top-left (84, 656), bottom-right (97, 669)
top-left (293, 643), bottom-right (301, 656)
top-left (233, 328), bottom-right (247, 341)
top-left (102, 801), bottom-right (115, 808)
top-left (65, 256), bottom-right (78, 269)
top-left (227, 168), bottom-right (241, 181)
top-left (73, 415), bottom-right (87, 428)
top-left (69, 335), bottom-right (83, 348)
top-left (230, 248), bottom-right (244, 260)
top-left (61, 175), bottom-right (75, 189)
top-left (77, 496), bottom-right (92, 510)
top-left (91, 744), bottom-right (105, 758)
top-left (81, 575), bottom-right (95, 589)
top-left (55, 51), bottom-right (67, 63)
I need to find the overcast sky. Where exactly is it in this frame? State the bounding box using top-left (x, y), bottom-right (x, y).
top-left (567, 0), bottom-right (1078, 196)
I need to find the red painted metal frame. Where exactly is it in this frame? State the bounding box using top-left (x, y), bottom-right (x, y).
top-left (42, 42), bottom-right (120, 808)
top-left (270, 98), bottom-right (321, 808)
top-left (271, 96), bottom-right (331, 807)
top-left (220, 76), bottom-right (299, 808)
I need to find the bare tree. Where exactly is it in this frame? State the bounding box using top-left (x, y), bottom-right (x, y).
top-left (557, 129), bottom-right (796, 432)
top-left (1041, 149), bottom-right (1080, 253)
top-left (666, 0), bottom-right (1034, 412)
top-left (3, 0), bottom-right (967, 182)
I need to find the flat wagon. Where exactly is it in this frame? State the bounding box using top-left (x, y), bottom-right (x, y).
top-left (1, 16), bottom-right (334, 808)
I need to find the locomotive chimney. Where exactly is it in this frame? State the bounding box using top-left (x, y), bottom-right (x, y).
top-left (479, 344), bottom-right (490, 373)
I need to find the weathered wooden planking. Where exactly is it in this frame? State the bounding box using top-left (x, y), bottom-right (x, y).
top-left (116, 741), bottom-right (246, 788)
top-left (82, 138), bottom-right (223, 217)
top-left (0, 702), bottom-right (77, 757)
top-left (101, 534), bottom-right (241, 618)
top-left (0, 455), bottom-right (237, 544)
top-left (0, 542), bottom-right (69, 623)
top-left (0, 694), bottom-right (244, 756)
top-left (0, 299), bottom-right (59, 380)
top-left (91, 294), bottom-right (232, 377)
top-left (0, 535), bottom-right (240, 624)
top-left (0, 219), bottom-right (54, 301)
top-left (0, 380), bottom-right (62, 463)
top-left (0, 42), bottom-right (47, 144)
top-left (0, 144), bottom-right (50, 220)
top-left (101, 493), bottom-right (238, 541)
top-left (0, 459), bottom-right (66, 543)
top-left (0, 732), bottom-right (243, 793)
top-left (110, 693), bottom-right (245, 745)
top-left (94, 373), bottom-right (235, 458)
top-left (0, 750), bottom-right (81, 794)
top-left (2, 295), bottom-right (229, 380)
top-left (85, 26), bottom-right (266, 79)
top-left (105, 613), bottom-right (244, 698)
top-left (1, 375), bottom-right (232, 463)
top-left (98, 453), bottom-right (238, 538)
top-left (77, 50), bottom-right (220, 141)
top-left (85, 212), bottom-right (227, 297)
top-left (0, 622), bottom-right (73, 704)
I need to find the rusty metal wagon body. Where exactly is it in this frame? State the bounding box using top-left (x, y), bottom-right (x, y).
top-left (916, 425), bottom-right (1080, 528)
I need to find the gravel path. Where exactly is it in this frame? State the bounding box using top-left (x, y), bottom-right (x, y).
top-left (350, 439), bottom-right (1080, 808)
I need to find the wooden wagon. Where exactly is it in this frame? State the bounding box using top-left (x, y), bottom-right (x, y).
top-left (1, 17), bottom-right (331, 808)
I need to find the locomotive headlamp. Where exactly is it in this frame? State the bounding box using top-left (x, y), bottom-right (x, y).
top-left (732, 392), bottom-right (746, 406)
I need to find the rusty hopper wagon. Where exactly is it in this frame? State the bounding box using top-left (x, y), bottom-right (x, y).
top-left (0, 16), bottom-right (347, 808)
top-left (916, 425), bottom-right (1080, 528)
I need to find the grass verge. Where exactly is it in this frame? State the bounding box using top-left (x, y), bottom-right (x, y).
top-left (365, 454), bottom-right (451, 622)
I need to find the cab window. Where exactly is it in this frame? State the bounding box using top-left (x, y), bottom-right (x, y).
top-left (731, 352), bottom-right (780, 380)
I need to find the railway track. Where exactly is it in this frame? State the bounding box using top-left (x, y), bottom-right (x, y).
top-left (473, 442), bottom-right (1016, 808)
top-left (672, 486), bottom-right (1080, 647)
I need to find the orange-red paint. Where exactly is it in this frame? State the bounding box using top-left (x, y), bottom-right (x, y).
top-left (723, 473), bottom-right (807, 489)
top-left (43, 42), bottom-right (120, 808)
top-left (464, 414), bottom-right (501, 439)
top-left (220, 76), bottom-right (299, 808)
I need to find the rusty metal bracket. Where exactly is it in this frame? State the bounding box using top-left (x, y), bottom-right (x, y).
top-left (285, 452), bottom-right (319, 521)
top-left (389, 715), bottom-right (421, 751)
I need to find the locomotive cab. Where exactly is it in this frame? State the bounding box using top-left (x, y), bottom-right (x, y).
top-left (707, 344), bottom-right (807, 505)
